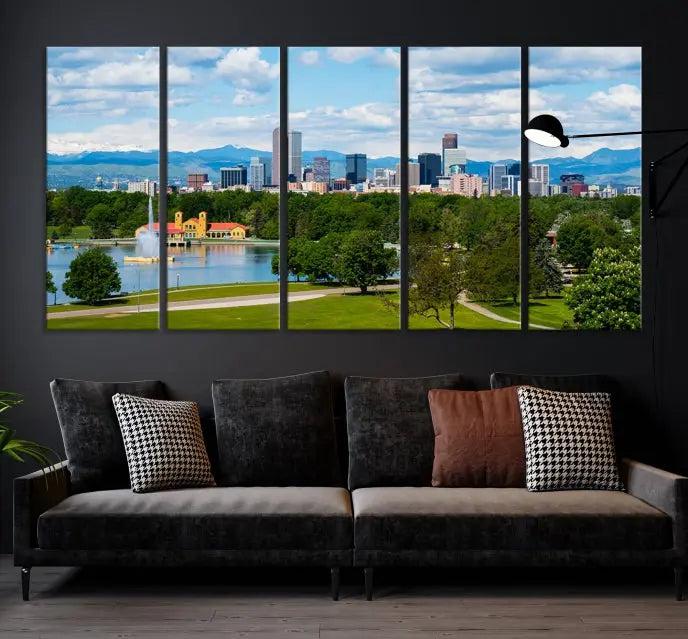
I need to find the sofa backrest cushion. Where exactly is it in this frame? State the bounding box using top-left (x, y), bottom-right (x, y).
top-left (50, 378), bottom-right (167, 493)
top-left (428, 387), bottom-right (526, 488)
top-left (212, 370), bottom-right (341, 486)
top-left (345, 373), bottom-right (465, 490)
top-left (490, 371), bottom-right (628, 453)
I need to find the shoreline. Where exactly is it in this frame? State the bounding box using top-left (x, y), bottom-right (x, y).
top-left (47, 238), bottom-right (279, 247)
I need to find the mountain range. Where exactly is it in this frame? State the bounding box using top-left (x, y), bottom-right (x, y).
top-left (47, 145), bottom-right (642, 190)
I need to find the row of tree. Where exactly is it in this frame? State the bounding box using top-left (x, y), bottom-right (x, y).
top-left (272, 231), bottom-right (397, 294)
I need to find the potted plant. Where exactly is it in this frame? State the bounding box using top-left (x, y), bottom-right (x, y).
top-left (1, 392), bottom-right (61, 483)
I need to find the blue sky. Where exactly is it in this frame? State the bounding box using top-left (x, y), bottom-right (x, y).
top-left (168, 47), bottom-right (279, 152)
top-left (529, 47), bottom-right (641, 159)
top-left (47, 47), bottom-right (159, 155)
top-left (410, 47), bottom-right (521, 161)
top-left (47, 46), bottom-right (641, 162)
top-left (289, 47), bottom-right (400, 156)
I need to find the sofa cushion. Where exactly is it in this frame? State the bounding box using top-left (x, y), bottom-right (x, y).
top-left (50, 378), bottom-right (167, 493)
top-left (517, 386), bottom-right (623, 492)
top-left (345, 373), bottom-right (465, 490)
top-left (428, 387), bottom-right (525, 488)
top-left (112, 394), bottom-right (216, 493)
top-left (352, 487), bottom-right (672, 551)
top-left (212, 371), bottom-right (340, 486)
top-left (38, 487), bottom-right (352, 551)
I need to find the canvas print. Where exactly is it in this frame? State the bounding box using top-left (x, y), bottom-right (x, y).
top-left (408, 47), bottom-right (522, 330)
top-left (528, 47), bottom-right (642, 330)
top-left (286, 47), bottom-right (401, 329)
top-left (46, 47), bottom-right (160, 330)
top-left (166, 47), bottom-right (280, 329)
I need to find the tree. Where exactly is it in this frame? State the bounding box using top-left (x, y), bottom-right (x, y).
top-left (85, 203), bottom-right (118, 238)
top-left (62, 248), bottom-right (121, 305)
top-left (465, 234), bottom-right (520, 304)
top-left (46, 271), bottom-right (57, 305)
top-left (533, 237), bottom-right (563, 297)
top-left (408, 245), bottom-right (466, 329)
top-left (333, 230), bottom-right (397, 294)
top-left (564, 245), bottom-right (640, 330)
top-left (556, 212), bottom-right (622, 270)
top-left (272, 238), bottom-right (308, 281)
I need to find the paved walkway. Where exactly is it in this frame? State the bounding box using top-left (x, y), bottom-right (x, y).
top-left (457, 295), bottom-right (554, 330)
top-left (47, 286), bottom-right (394, 319)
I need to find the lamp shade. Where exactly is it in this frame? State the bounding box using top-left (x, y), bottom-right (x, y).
top-left (524, 114), bottom-right (569, 148)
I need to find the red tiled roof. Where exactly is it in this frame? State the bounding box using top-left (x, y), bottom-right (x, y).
top-left (137, 223), bottom-right (183, 234)
top-left (208, 222), bottom-right (247, 231)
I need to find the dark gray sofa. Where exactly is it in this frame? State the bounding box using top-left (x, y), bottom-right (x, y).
top-left (13, 371), bottom-right (687, 602)
top-left (345, 373), bottom-right (688, 601)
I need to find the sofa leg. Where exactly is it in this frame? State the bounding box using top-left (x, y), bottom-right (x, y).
top-left (21, 567), bottom-right (31, 602)
top-left (364, 567), bottom-right (373, 601)
top-left (675, 567), bottom-right (685, 601)
top-left (330, 567), bottom-right (340, 601)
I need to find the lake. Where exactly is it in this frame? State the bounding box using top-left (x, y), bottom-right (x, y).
top-left (47, 243), bottom-right (279, 304)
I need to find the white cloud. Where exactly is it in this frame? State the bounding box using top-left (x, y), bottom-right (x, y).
top-left (327, 47), bottom-right (376, 63)
top-left (410, 47), bottom-right (520, 71)
top-left (168, 64), bottom-right (193, 85)
top-left (288, 102), bottom-right (400, 156)
top-left (326, 47), bottom-right (400, 67)
top-left (169, 47), bottom-right (224, 65)
top-left (47, 118), bottom-right (159, 154)
top-left (586, 83), bottom-right (641, 115)
top-left (49, 48), bottom-right (159, 88)
top-left (168, 113), bottom-right (278, 152)
top-left (215, 47), bottom-right (279, 93)
top-left (232, 89), bottom-right (268, 106)
top-left (299, 50), bottom-right (320, 65)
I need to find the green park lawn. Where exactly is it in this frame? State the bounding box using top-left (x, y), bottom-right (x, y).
top-left (481, 296), bottom-right (573, 330)
top-left (47, 282), bottom-right (327, 313)
top-left (48, 289), bottom-right (513, 330)
top-left (47, 225), bottom-right (92, 240)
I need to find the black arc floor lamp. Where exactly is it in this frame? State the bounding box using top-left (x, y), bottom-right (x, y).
top-left (524, 114), bottom-right (688, 219)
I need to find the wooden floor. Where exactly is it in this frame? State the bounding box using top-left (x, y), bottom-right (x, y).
top-left (2, 555), bottom-right (688, 638)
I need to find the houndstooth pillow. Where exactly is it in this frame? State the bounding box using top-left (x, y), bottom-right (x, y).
top-left (516, 386), bottom-right (623, 492)
top-left (112, 394), bottom-right (215, 493)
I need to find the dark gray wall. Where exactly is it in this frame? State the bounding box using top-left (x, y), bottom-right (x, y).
top-left (1, 0), bottom-right (687, 552)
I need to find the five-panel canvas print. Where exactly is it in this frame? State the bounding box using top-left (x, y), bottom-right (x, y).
top-left (46, 47), bottom-right (642, 331)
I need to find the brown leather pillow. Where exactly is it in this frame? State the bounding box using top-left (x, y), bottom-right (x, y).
top-left (428, 387), bottom-right (525, 487)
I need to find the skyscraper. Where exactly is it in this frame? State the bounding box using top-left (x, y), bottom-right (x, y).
top-left (220, 166), bottom-right (247, 188)
top-left (395, 162), bottom-right (420, 187)
top-left (289, 130), bottom-right (302, 182)
top-left (529, 163), bottom-right (550, 192)
top-left (187, 173), bottom-right (208, 191)
top-left (272, 127), bottom-right (280, 186)
top-left (418, 153), bottom-right (441, 186)
top-left (443, 147), bottom-right (467, 175)
top-left (501, 174), bottom-right (519, 196)
top-left (489, 164), bottom-right (507, 194)
top-left (271, 128), bottom-right (303, 185)
top-left (249, 157), bottom-right (266, 191)
top-left (346, 153), bottom-right (367, 184)
top-left (441, 133), bottom-right (459, 174)
top-left (442, 132), bottom-right (458, 151)
top-left (313, 156), bottom-right (331, 183)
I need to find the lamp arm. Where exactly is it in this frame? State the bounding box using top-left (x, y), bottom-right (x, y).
top-left (569, 128), bottom-right (688, 139)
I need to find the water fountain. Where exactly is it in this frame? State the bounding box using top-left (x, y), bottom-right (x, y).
top-left (124, 196), bottom-right (161, 263)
